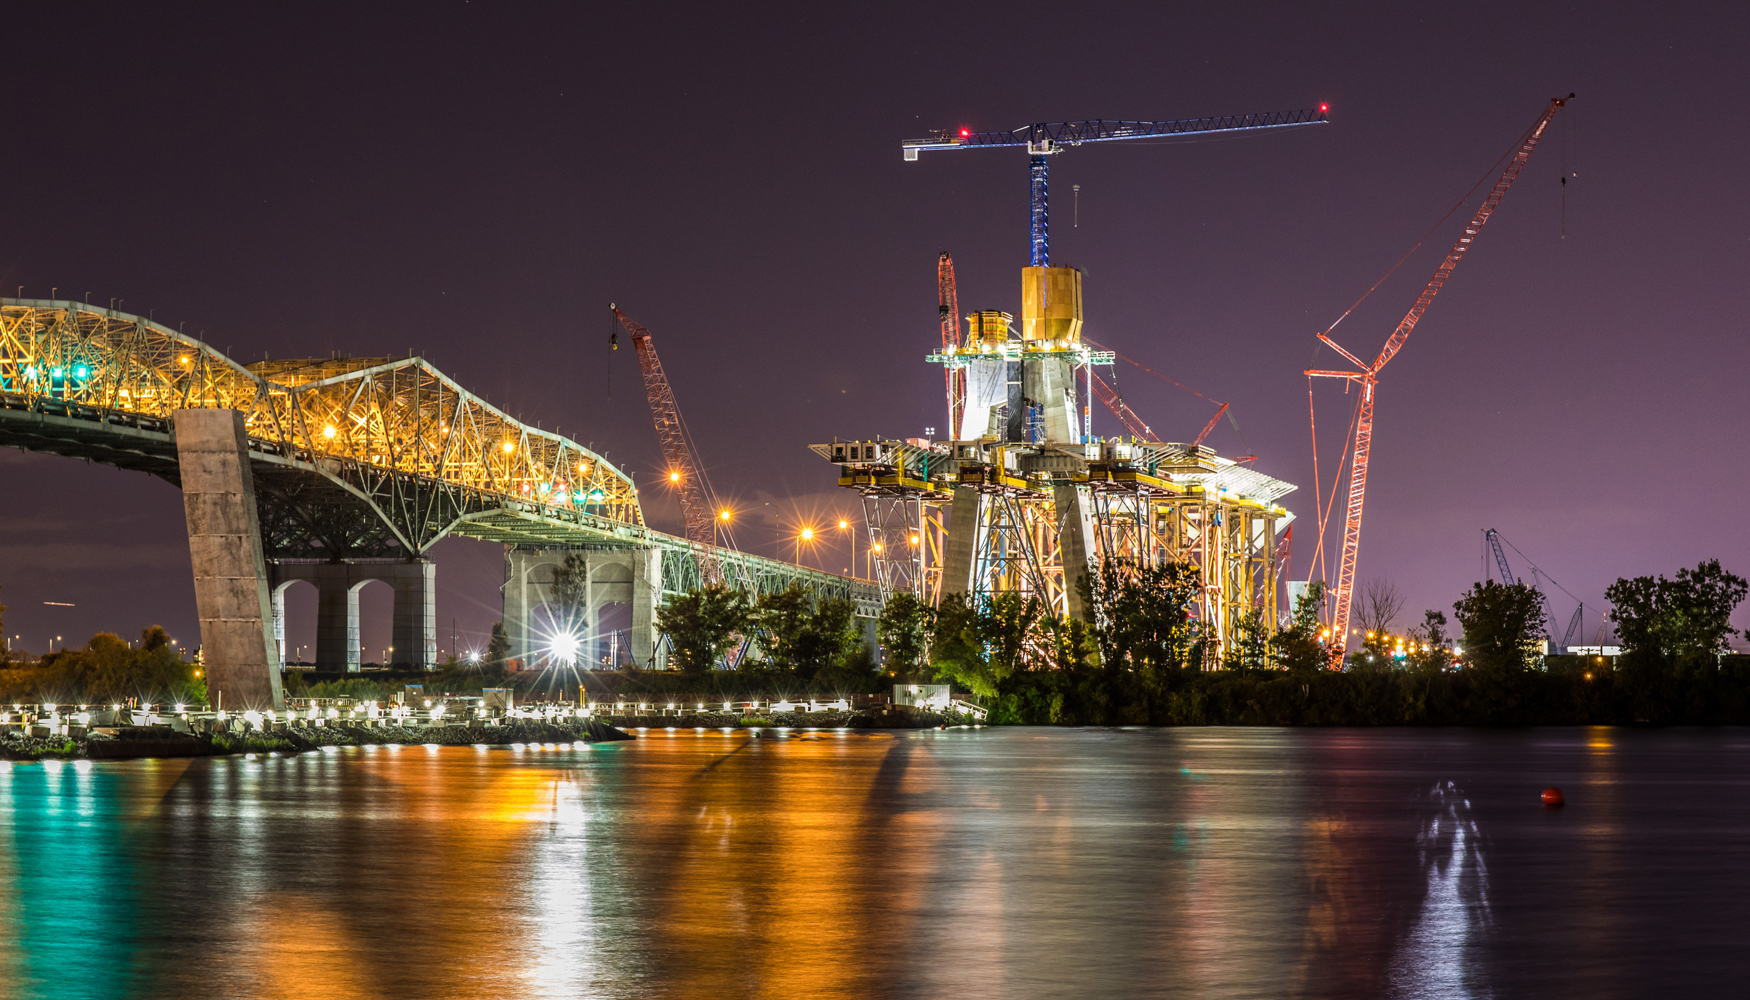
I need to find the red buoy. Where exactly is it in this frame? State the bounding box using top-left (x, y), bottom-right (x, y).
top-left (1542, 787), bottom-right (1565, 807)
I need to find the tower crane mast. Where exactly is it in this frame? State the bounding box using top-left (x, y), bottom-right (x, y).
top-left (612, 306), bottom-right (722, 585)
top-left (1308, 95), bottom-right (1571, 658)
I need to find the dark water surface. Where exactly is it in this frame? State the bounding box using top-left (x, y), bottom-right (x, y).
top-left (3, 727), bottom-right (1748, 998)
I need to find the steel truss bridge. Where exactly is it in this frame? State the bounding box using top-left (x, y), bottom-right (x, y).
top-left (0, 300), bottom-right (873, 693)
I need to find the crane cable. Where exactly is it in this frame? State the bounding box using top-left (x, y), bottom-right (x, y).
top-left (1313, 116), bottom-right (1540, 351)
top-left (1305, 112), bottom-right (1548, 595)
top-left (1083, 335), bottom-right (1249, 451)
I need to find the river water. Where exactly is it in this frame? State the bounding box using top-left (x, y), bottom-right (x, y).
top-left (2, 727), bottom-right (1747, 998)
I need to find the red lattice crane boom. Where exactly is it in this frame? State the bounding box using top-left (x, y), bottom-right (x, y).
top-left (1307, 95), bottom-right (1570, 658)
top-left (1089, 371), bottom-right (1159, 442)
top-left (937, 252), bottom-right (964, 438)
top-left (612, 306), bottom-right (721, 584)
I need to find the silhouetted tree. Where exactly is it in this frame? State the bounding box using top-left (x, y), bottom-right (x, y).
top-left (1454, 580), bottom-right (1547, 675)
top-left (547, 553), bottom-right (589, 632)
top-left (658, 584), bottom-right (750, 674)
top-left (1405, 610), bottom-right (1455, 673)
top-left (877, 591), bottom-right (936, 675)
top-left (1272, 581), bottom-right (1327, 674)
top-left (485, 623), bottom-right (511, 671)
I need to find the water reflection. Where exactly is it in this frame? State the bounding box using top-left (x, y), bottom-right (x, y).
top-left (1389, 782), bottom-right (1491, 998)
top-left (0, 728), bottom-right (1747, 998)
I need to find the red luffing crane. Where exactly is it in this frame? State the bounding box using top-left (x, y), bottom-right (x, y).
top-left (612, 306), bottom-right (721, 584)
top-left (1307, 95), bottom-right (1571, 658)
top-left (937, 252), bottom-right (964, 438)
top-left (1089, 371), bottom-right (1159, 442)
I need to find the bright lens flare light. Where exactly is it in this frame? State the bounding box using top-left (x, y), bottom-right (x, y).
top-left (549, 633), bottom-right (581, 666)
top-left (800, 528), bottom-right (814, 541)
top-left (669, 470), bottom-right (682, 483)
top-left (719, 510), bottom-right (732, 521)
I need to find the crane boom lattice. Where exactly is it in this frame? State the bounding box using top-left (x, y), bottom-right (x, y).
top-left (613, 307), bottom-right (721, 585)
top-left (938, 253), bottom-right (964, 438)
top-left (1309, 96), bottom-right (1570, 656)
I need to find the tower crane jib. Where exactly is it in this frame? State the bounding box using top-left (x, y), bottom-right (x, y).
top-left (904, 107), bottom-right (1329, 267)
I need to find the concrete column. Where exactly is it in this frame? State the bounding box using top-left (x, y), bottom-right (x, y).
top-left (1054, 480), bottom-right (1099, 622)
top-left (503, 546), bottom-right (533, 663)
top-left (174, 408), bottom-right (284, 712)
top-left (1027, 356), bottom-right (1078, 444)
top-left (631, 547), bottom-right (663, 669)
top-left (390, 559), bottom-right (437, 669)
top-left (318, 581), bottom-right (362, 672)
top-left (940, 485), bottom-right (985, 600)
top-left (271, 583), bottom-right (288, 665)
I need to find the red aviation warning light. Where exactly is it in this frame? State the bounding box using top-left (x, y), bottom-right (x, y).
top-left (1319, 103), bottom-right (1328, 113)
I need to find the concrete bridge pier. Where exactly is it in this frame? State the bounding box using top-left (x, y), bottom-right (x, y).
top-left (173, 408), bottom-right (285, 712)
top-left (269, 560), bottom-right (438, 671)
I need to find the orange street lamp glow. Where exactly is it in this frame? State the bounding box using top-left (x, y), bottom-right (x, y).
top-left (719, 510), bottom-right (732, 521)
top-left (800, 528), bottom-right (814, 541)
top-left (669, 470), bottom-right (682, 483)
top-left (838, 519), bottom-right (849, 530)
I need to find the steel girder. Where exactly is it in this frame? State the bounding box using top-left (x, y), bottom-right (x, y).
top-left (0, 300), bottom-right (646, 556)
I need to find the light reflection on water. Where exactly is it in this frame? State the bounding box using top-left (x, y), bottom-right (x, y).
top-left (0, 727), bottom-right (1748, 998)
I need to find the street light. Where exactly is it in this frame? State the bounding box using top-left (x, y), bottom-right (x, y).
top-left (796, 527), bottom-right (816, 567)
top-left (837, 518), bottom-right (857, 579)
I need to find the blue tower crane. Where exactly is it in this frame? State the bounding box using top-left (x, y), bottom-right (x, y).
top-left (903, 105), bottom-right (1329, 266)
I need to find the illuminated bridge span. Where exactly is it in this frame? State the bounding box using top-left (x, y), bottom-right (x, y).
top-left (0, 300), bottom-right (874, 709)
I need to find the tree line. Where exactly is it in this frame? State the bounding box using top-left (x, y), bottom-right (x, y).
top-left (0, 625), bottom-right (207, 708)
top-left (865, 557), bottom-right (1749, 725)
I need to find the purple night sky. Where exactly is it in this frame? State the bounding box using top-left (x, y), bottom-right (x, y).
top-left (2, 3), bottom-right (1746, 658)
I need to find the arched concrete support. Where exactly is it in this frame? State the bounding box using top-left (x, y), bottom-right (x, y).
top-left (268, 559), bottom-right (437, 671)
top-left (503, 546), bottom-right (663, 669)
top-left (173, 408), bottom-right (284, 712)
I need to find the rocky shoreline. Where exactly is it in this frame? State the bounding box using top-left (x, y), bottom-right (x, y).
top-left (0, 709), bottom-right (965, 762)
top-left (605, 708), bottom-right (953, 730)
top-left (1, 718), bottom-right (634, 762)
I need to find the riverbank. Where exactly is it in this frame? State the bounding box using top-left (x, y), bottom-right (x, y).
top-left (0, 718), bottom-right (635, 762)
top-left (603, 707), bottom-right (952, 730)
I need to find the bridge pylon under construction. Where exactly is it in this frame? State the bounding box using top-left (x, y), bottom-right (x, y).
top-left (813, 264), bottom-right (1296, 664)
